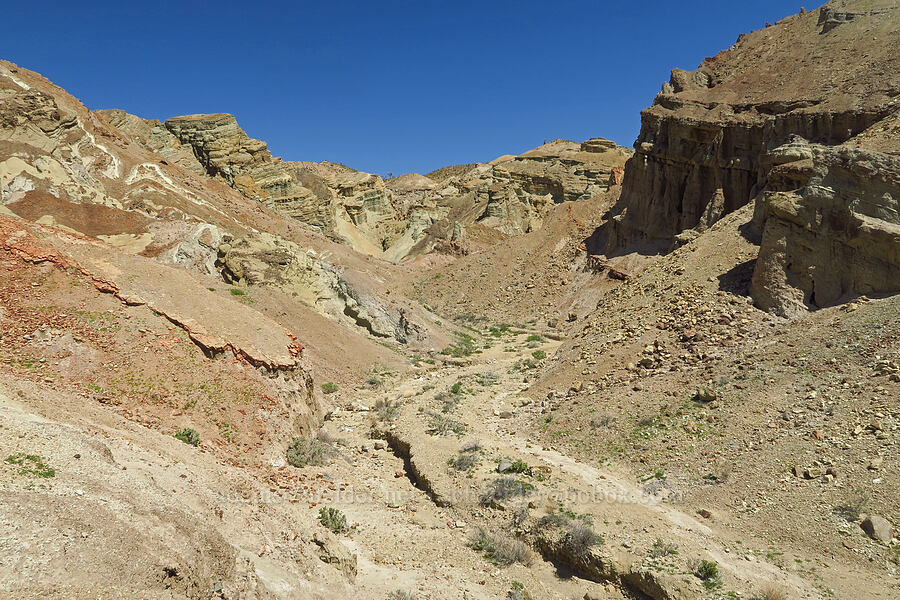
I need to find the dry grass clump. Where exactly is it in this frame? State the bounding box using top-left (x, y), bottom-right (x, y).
top-left (286, 436), bottom-right (336, 467)
top-left (468, 528), bottom-right (533, 566)
top-left (749, 583), bottom-right (787, 600)
top-left (480, 476), bottom-right (533, 505)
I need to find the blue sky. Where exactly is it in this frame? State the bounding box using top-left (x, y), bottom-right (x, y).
top-left (4, 1), bottom-right (807, 176)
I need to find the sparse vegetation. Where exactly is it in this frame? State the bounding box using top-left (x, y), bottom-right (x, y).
top-left (749, 583), bottom-right (787, 600)
top-left (5, 453), bottom-right (55, 478)
top-left (531, 349), bottom-right (547, 360)
top-left (834, 487), bottom-right (869, 521)
top-left (286, 436), bottom-right (336, 467)
top-left (693, 559), bottom-right (722, 590)
top-left (459, 439), bottom-right (482, 453)
top-left (536, 509), bottom-right (602, 556)
top-left (468, 527), bottom-right (533, 566)
top-left (442, 332), bottom-right (478, 357)
top-left (498, 458), bottom-right (529, 474)
top-left (648, 538), bottom-right (678, 558)
top-left (318, 507), bottom-right (348, 534)
top-left (321, 381), bottom-right (338, 394)
top-left (525, 334), bottom-right (542, 342)
top-left (565, 522), bottom-right (602, 557)
top-left (449, 453), bottom-right (478, 471)
top-left (374, 398), bottom-right (401, 422)
top-left (386, 591), bottom-right (415, 600)
top-left (507, 581), bottom-right (533, 600)
top-left (426, 410), bottom-right (466, 436)
top-left (480, 476), bottom-right (533, 505)
top-left (174, 427), bottom-right (200, 447)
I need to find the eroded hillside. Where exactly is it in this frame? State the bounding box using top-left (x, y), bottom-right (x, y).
top-left (1, 1), bottom-right (899, 599)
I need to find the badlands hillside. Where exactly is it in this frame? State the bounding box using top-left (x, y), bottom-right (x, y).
top-left (1, 1), bottom-right (899, 599)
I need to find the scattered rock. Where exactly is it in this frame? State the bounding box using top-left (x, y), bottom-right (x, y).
top-left (860, 515), bottom-right (892, 543)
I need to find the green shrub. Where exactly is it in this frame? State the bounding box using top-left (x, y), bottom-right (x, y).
top-left (468, 528), bottom-right (532, 566)
top-left (321, 382), bottom-right (338, 394)
top-left (693, 559), bottom-right (722, 589)
top-left (174, 428), bottom-right (200, 447)
top-left (286, 437), bottom-right (336, 467)
top-left (229, 288), bottom-right (245, 296)
top-left (531, 350), bottom-right (547, 360)
top-left (648, 538), bottom-right (678, 558)
top-left (450, 381), bottom-right (463, 394)
top-left (318, 507), bottom-right (348, 534)
top-left (525, 334), bottom-right (542, 342)
top-left (498, 458), bottom-right (529, 474)
top-left (5, 453), bottom-right (55, 478)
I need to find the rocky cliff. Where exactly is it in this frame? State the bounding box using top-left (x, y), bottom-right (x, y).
top-left (383, 138), bottom-right (631, 260)
top-left (595, 0), bottom-right (899, 256)
top-left (161, 113), bottom-right (403, 256)
top-left (592, 0), bottom-right (900, 314)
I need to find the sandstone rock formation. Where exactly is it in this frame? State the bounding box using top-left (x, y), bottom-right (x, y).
top-left (162, 113), bottom-right (403, 255)
top-left (217, 232), bottom-right (419, 342)
top-left (594, 0), bottom-right (899, 257)
top-left (591, 0), bottom-right (900, 315)
top-left (384, 138), bottom-right (631, 260)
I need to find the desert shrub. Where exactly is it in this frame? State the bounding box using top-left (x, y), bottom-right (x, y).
top-left (507, 581), bottom-right (533, 600)
top-left (426, 410), bottom-right (466, 436)
top-left (590, 414), bottom-right (616, 428)
top-left (450, 381), bottom-right (464, 394)
top-left (525, 334), bottom-right (542, 342)
top-left (286, 436), bottom-right (335, 467)
top-left (174, 428), bottom-right (200, 447)
top-left (321, 382), bottom-right (338, 394)
top-left (480, 476), bottom-right (533, 505)
top-left (468, 528), bottom-right (533, 566)
top-left (749, 583), bottom-right (787, 600)
top-left (318, 507), bottom-right (348, 534)
top-left (498, 458), bottom-right (529, 474)
top-left (536, 510), bottom-right (602, 556)
top-left (229, 288), bottom-right (245, 296)
top-left (834, 487), bottom-right (869, 521)
top-left (693, 559), bottom-right (722, 589)
top-left (386, 591), bottom-right (415, 600)
top-left (648, 538), bottom-right (678, 558)
top-left (442, 332), bottom-right (477, 357)
top-left (565, 522), bottom-right (602, 557)
top-left (438, 392), bottom-right (460, 413)
top-left (4, 453), bottom-right (55, 478)
top-left (374, 399), bottom-right (401, 422)
top-left (531, 349), bottom-right (547, 360)
top-left (459, 439), bottom-right (482, 453)
top-left (449, 453), bottom-right (478, 471)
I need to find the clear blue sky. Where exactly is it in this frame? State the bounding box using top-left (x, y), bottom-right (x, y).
top-left (4, 1), bottom-right (808, 176)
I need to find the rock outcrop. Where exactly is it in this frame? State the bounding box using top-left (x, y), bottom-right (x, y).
top-left (384, 138), bottom-right (631, 260)
top-left (750, 141), bottom-right (900, 316)
top-left (594, 0), bottom-right (899, 257)
top-left (590, 0), bottom-right (900, 316)
top-left (217, 232), bottom-right (420, 342)
top-left (162, 114), bottom-right (403, 255)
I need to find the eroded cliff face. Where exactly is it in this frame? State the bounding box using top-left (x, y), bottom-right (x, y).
top-left (161, 113), bottom-right (403, 256)
top-left (595, 0), bottom-right (899, 257)
top-left (592, 0), bottom-right (900, 315)
top-left (751, 140), bottom-right (900, 316)
top-left (383, 138), bottom-right (631, 260)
